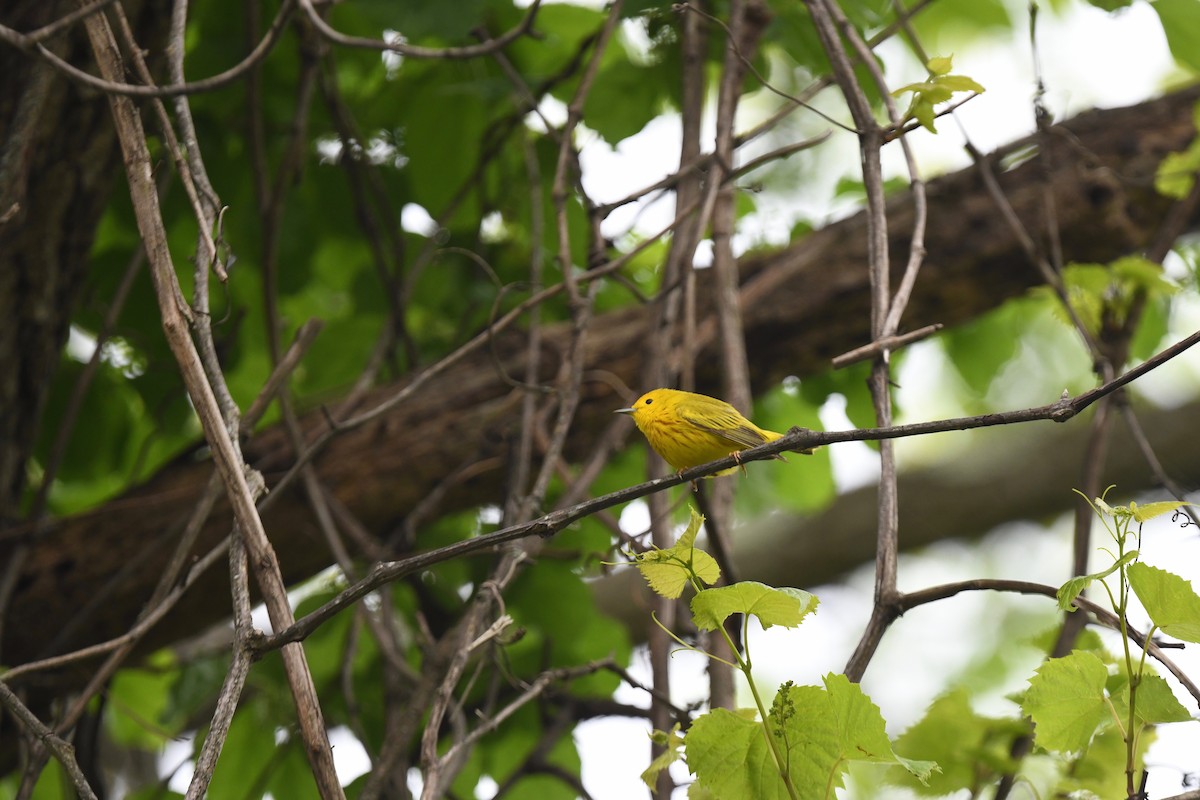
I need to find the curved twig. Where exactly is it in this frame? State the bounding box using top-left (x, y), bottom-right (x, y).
top-left (295, 0), bottom-right (544, 60)
top-left (898, 578), bottom-right (1200, 708)
top-left (0, 0), bottom-right (295, 98)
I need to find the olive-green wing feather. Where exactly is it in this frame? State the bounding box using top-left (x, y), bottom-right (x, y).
top-left (678, 398), bottom-right (779, 450)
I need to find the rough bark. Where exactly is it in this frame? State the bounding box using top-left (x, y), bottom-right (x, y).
top-left (0, 1), bottom-right (139, 517)
top-left (2, 85), bottom-right (1198, 681)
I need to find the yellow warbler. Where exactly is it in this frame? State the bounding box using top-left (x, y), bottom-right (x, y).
top-left (615, 388), bottom-right (796, 475)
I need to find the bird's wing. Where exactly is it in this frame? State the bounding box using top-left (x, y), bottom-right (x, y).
top-left (679, 403), bottom-right (770, 450)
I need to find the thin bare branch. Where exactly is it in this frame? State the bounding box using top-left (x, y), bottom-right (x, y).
top-left (831, 324), bottom-right (943, 367)
top-left (80, 11), bottom-right (343, 796)
top-left (440, 659), bottom-right (617, 767)
top-left (255, 325), bottom-right (1200, 652)
top-left (21, 0), bottom-right (118, 44)
top-left (804, 0), bottom-right (898, 683)
top-left (295, 0), bottom-right (543, 60)
top-left (0, 682), bottom-right (98, 800)
top-left (0, 0), bottom-right (294, 98)
top-left (964, 138), bottom-right (1102, 360)
top-left (897, 578), bottom-right (1200, 708)
top-left (185, 533), bottom-right (255, 800)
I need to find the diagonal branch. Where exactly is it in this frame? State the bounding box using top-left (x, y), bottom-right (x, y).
top-left (79, 10), bottom-right (343, 798)
top-left (255, 325), bottom-right (1200, 653)
top-left (0, 681), bottom-right (97, 800)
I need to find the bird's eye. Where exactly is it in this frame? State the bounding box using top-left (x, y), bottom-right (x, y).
top-left (644, 398), bottom-right (653, 405)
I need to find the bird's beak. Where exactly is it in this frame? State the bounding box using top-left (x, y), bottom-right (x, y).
top-left (614, 407), bottom-right (635, 415)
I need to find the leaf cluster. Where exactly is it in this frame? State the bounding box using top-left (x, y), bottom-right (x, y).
top-left (631, 509), bottom-right (936, 799)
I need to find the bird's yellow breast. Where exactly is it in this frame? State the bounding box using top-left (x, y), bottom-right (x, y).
top-left (638, 412), bottom-right (738, 472)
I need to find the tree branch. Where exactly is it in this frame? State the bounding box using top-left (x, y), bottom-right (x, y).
top-left (255, 325), bottom-right (1200, 652)
top-left (80, 10), bottom-right (343, 797)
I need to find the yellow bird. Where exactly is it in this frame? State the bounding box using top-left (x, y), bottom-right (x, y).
top-left (615, 388), bottom-right (796, 475)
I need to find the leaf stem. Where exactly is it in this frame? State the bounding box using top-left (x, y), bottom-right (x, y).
top-left (715, 620), bottom-right (801, 800)
top-left (1115, 514), bottom-right (1138, 797)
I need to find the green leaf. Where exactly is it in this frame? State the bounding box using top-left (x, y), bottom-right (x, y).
top-left (1058, 258), bottom-right (1176, 337)
top-left (833, 175), bottom-right (910, 202)
top-left (1111, 256), bottom-right (1178, 298)
top-left (1152, 0), bottom-right (1200, 73)
top-left (943, 294), bottom-right (1059, 404)
top-left (1130, 293), bottom-right (1170, 361)
top-left (641, 725), bottom-right (685, 791)
top-left (892, 55), bottom-right (984, 133)
top-left (126, 788), bottom-right (184, 800)
top-left (1061, 262), bottom-right (1110, 334)
top-left (740, 384), bottom-right (835, 514)
top-left (909, 0), bottom-right (1012, 41)
top-left (1129, 499), bottom-right (1195, 523)
top-left (397, 68), bottom-right (491, 219)
top-left (631, 506), bottom-right (720, 599)
top-left (799, 360), bottom-right (876, 431)
top-left (1126, 562), bottom-right (1200, 643)
top-left (584, 47), bottom-right (666, 145)
top-left (926, 55), bottom-right (953, 76)
top-left (912, 98), bottom-right (937, 132)
top-left (16, 761), bottom-right (67, 799)
top-left (685, 707), bottom-right (782, 799)
top-left (892, 689), bottom-right (1022, 795)
top-left (821, 675), bottom-right (939, 783)
top-left (1062, 727), bottom-right (1151, 798)
top-left (266, 744), bottom-right (320, 800)
top-left (1093, 494), bottom-right (1125, 519)
top-left (1156, 144), bottom-right (1200, 199)
top-left (342, 0), bottom-right (489, 42)
top-left (461, 704), bottom-right (580, 799)
top-left (835, 0), bottom-right (891, 30)
top-left (690, 582), bottom-right (818, 632)
top-left (1056, 550), bottom-right (1138, 611)
top-left (507, 4), bottom-right (605, 80)
top-left (1127, 672), bottom-right (1192, 724)
top-left (936, 74), bottom-right (986, 93)
top-left (676, 505), bottom-right (706, 549)
top-left (206, 704), bottom-right (278, 799)
top-left (1021, 651), bottom-right (1111, 753)
top-left (684, 676), bottom-right (935, 800)
top-left (506, 558), bottom-right (631, 696)
top-left (508, 735), bottom-right (581, 800)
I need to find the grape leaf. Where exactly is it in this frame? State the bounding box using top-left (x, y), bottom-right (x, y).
top-left (684, 676), bottom-right (935, 799)
top-left (1022, 651), bottom-right (1110, 753)
top-left (690, 582), bottom-right (818, 632)
top-left (630, 507), bottom-right (720, 599)
top-left (1127, 562), bottom-right (1200, 643)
